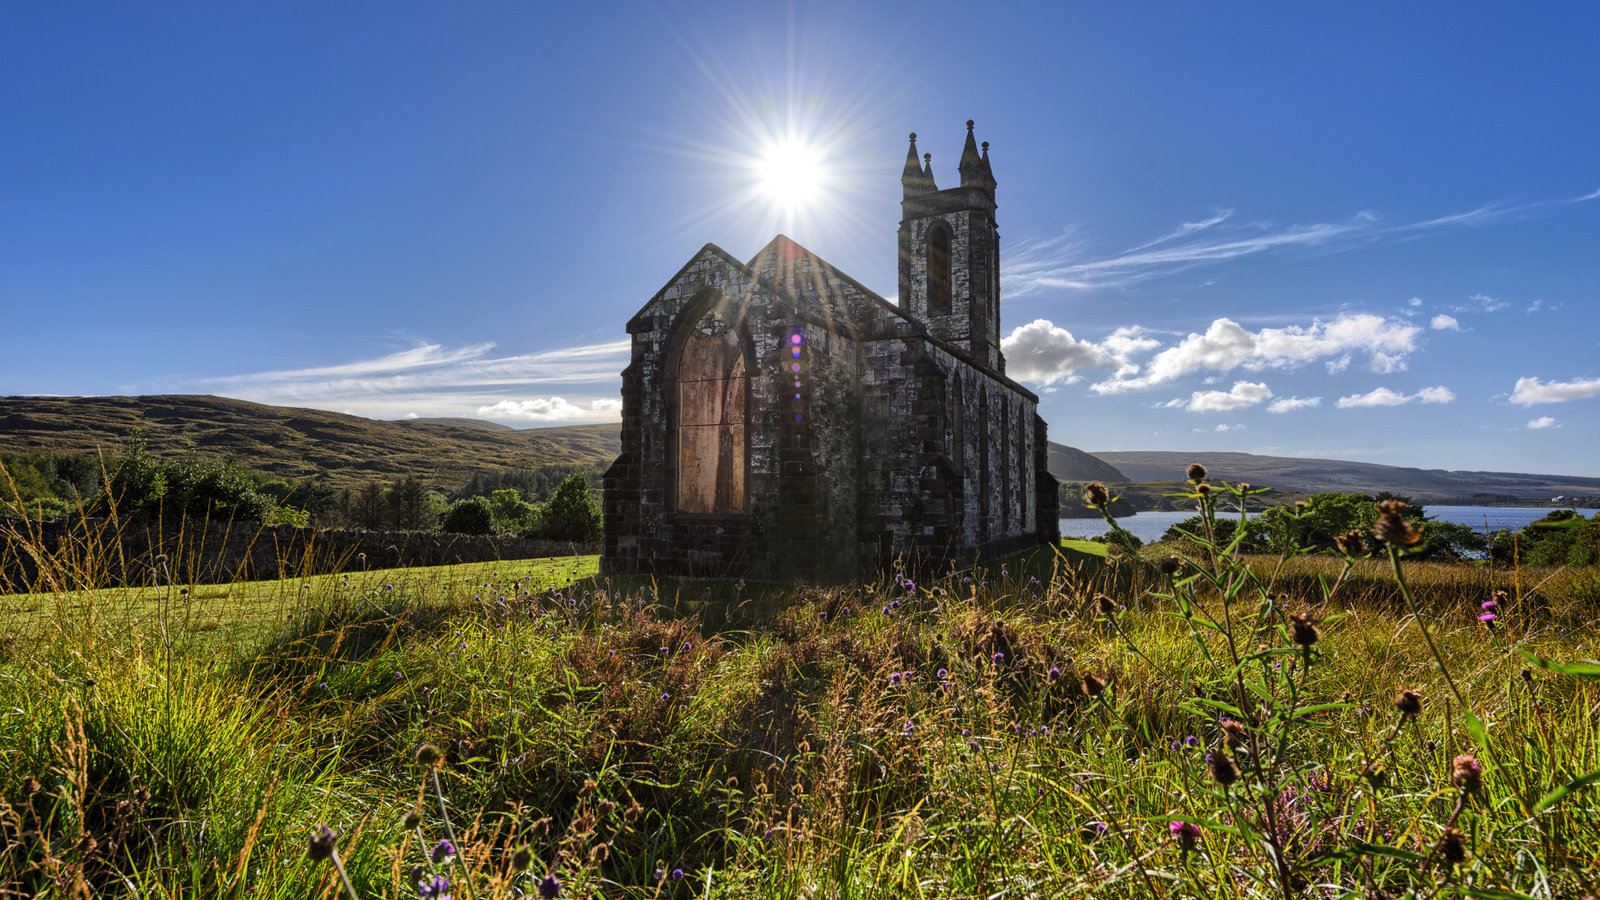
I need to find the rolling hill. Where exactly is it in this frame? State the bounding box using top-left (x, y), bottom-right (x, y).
top-left (1089, 450), bottom-right (1600, 502)
top-left (0, 395), bottom-right (620, 490)
top-left (1047, 443), bottom-right (1128, 483)
top-left (7, 396), bottom-right (1591, 503)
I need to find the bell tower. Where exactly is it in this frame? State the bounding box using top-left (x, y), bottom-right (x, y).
top-left (897, 120), bottom-right (1003, 371)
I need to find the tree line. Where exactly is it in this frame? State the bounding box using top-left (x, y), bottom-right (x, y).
top-left (1, 432), bottom-right (603, 542)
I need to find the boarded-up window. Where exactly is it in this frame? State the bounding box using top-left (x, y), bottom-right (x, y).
top-left (677, 328), bottom-right (746, 513)
top-left (927, 225), bottom-right (951, 317)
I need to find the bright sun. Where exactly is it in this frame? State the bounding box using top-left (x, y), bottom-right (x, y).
top-left (754, 140), bottom-right (827, 211)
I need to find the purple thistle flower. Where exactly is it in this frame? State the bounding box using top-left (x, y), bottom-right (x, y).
top-left (889, 672), bottom-right (903, 686)
top-left (937, 668), bottom-right (949, 679)
top-left (1170, 820), bottom-right (1201, 850)
top-left (1048, 666), bottom-right (1062, 682)
top-left (1184, 735), bottom-right (1199, 747)
top-left (1479, 613), bottom-right (1497, 624)
top-left (537, 874), bottom-right (560, 898)
top-left (903, 719), bottom-right (915, 735)
top-left (671, 868), bottom-right (685, 882)
top-left (682, 641), bottom-right (693, 652)
top-left (1481, 599), bottom-right (1499, 612)
top-left (903, 580), bottom-right (915, 593)
top-left (992, 651), bottom-right (1005, 665)
top-left (430, 838), bottom-right (457, 864)
top-left (660, 693), bottom-right (670, 702)
top-left (418, 874), bottom-right (452, 899)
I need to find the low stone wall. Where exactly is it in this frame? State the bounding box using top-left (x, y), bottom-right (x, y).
top-left (0, 517), bottom-right (599, 591)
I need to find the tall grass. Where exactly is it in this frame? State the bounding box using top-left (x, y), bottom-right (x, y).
top-left (0, 480), bottom-right (1597, 898)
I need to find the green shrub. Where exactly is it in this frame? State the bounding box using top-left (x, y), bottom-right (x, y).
top-left (536, 473), bottom-right (603, 542)
top-left (441, 496), bottom-right (495, 535)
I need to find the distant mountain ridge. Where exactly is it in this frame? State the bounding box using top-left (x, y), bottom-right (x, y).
top-left (0, 395), bottom-right (619, 490)
top-left (1090, 450), bottom-right (1600, 501)
top-left (6, 395), bottom-right (1592, 501)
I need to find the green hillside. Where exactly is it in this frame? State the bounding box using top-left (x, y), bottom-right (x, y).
top-left (0, 395), bottom-right (621, 491)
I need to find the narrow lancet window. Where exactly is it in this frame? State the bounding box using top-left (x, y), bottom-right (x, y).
top-left (927, 225), bottom-right (951, 317)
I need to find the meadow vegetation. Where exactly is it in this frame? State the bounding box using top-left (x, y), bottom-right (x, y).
top-left (0, 471), bottom-right (1597, 898)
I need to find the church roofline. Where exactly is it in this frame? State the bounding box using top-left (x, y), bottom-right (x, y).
top-left (745, 234), bottom-right (1037, 403)
top-left (622, 235), bottom-right (1036, 403)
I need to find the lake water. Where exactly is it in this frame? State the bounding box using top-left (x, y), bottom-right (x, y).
top-left (1060, 505), bottom-right (1572, 544)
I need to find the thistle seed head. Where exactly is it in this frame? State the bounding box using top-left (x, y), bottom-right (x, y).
top-left (1437, 826), bottom-right (1467, 865)
top-left (1220, 717), bottom-right (1249, 748)
top-left (1158, 557), bottom-right (1183, 576)
top-left (1374, 499), bottom-right (1421, 546)
top-left (1451, 754), bottom-right (1483, 794)
top-left (414, 743), bottom-right (443, 767)
top-left (1081, 671), bottom-right (1106, 697)
top-left (1185, 463), bottom-right (1207, 483)
top-left (1095, 593), bottom-right (1117, 616)
top-left (1334, 530), bottom-right (1366, 556)
top-left (1394, 689), bottom-right (1423, 719)
top-left (1084, 482), bottom-right (1110, 507)
top-left (307, 825), bottom-right (337, 861)
top-left (1290, 614), bottom-right (1320, 647)
top-left (1207, 752), bottom-right (1239, 787)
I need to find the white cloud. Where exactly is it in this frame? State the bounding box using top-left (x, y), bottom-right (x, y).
top-left (1266, 396), bottom-right (1321, 413)
top-left (1336, 386), bottom-right (1455, 408)
top-left (1430, 314), bottom-right (1460, 331)
top-left (209, 338), bottom-right (633, 419)
top-left (1091, 313), bottom-right (1419, 393)
top-left (1510, 375), bottom-right (1600, 405)
top-left (1325, 355), bottom-right (1352, 374)
top-left (1174, 380), bottom-right (1273, 412)
top-left (1000, 319), bottom-right (1105, 384)
top-left (1408, 298), bottom-right (1423, 307)
top-left (1214, 423), bottom-right (1243, 432)
top-left (590, 398), bottom-right (623, 412)
top-left (477, 397), bottom-right (590, 421)
top-left (1001, 321), bottom-right (1159, 386)
top-left (1527, 416), bottom-right (1560, 429)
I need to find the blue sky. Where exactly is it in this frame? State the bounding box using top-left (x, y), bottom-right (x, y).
top-left (3, 2), bottom-right (1597, 476)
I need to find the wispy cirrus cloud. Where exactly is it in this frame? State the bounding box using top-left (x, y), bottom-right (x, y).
top-left (1004, 191), bottom-right (1598, 297)
top-left (209, 338), bottom-right (631, 422)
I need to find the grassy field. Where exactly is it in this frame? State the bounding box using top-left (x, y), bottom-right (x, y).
top-left (1, 556), bottom-right (599, 652)
top-left (2, 502), bottom-right (1599, 898)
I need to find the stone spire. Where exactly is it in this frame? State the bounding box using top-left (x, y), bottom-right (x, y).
top-left (901, 133), bottom-right (935, 196)
top-left (975, 140), bottom-right (997, 192)
top-left (958, 119), bottom-right (984, 187)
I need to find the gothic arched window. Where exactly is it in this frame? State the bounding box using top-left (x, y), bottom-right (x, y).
top-left (926, 224), bottom-right (952, 317)
top-left (675, 320), bottom-right (746, 513)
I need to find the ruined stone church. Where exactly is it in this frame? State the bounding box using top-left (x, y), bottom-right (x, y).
top-left (602, 121), bottom-right (1058, 583)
